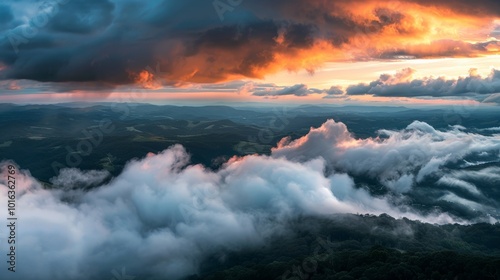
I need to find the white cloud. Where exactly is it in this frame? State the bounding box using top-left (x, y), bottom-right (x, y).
top-left (384, 174), bottom-right (414, 193)
top-left (416, 155), bottom-right (450, 182)
top-left (481, 126), bottom-right (500, 132)
top-left (453, 167), bottom-right (500, 182)
top-left (346, 68), bottom-right (500, 97)
top-left (0, 139), bottom-right (461, 280)
top-left (50, 168), bottom-right (110, 190)
top-left (272, 119), bottom-right (500, 185)
top-left (439, 192), bottom-right (484, 211)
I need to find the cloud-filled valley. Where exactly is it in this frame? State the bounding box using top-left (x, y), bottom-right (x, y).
top-left (1, 118), bottom-right (499, 279)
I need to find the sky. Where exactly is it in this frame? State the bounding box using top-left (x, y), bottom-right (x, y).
top-left (1, 2), bottom-right (500, 278)
top-left (2, 118), bottom-right (500, 279)
top-left (0, 0), bottom-right (500, 105)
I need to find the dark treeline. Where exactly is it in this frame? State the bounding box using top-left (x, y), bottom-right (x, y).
top-left (186, 214), bottom-right (500, 280)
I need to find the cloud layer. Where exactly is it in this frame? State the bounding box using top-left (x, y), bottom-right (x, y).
top-left (346, 68), bottom-right (500, 98)
top-left (273, 119), bottom-right (500, 183)
top-left (1, 119), bottom-right (500, 279)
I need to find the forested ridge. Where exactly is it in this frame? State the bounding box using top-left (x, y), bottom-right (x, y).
top-left (186, 214), bottom-right (500, 280)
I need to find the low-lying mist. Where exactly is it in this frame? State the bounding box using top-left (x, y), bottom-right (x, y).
top-left (1, 119), bottom-right (499, 279)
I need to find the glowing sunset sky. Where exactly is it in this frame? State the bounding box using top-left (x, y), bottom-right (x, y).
top-left (0, 0), bottom-right (499, 105)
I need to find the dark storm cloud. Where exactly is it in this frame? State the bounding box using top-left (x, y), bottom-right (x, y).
top-left (3, 119), bottom-right (500, 279)
top-left (283, 24), bottom-right (316, 48)
top-left (184, 20), bottom-right (280, 78)
top-left (0, 1), bottom-right (321, 85)
top-left (188, 21), bottom-right (279, 51)
top-left (0, 0), bottom-right (498, 88)
top-left (323, 86), bottom-right (345, 98)
top-left (0, 4), bottom-right (14, 28)
top-left (46, 0), bottom-right (115, 34)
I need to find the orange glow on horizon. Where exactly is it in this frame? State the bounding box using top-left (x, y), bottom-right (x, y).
top-left (0, 89), bottom-right (486, 108)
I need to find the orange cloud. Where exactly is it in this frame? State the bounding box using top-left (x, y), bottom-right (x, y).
top-left (5, 0), bottom-right (493, 88)
top-left (133, 70), bottom-right (162, 90)
top-left (126, 0), bottom-right (499, 87)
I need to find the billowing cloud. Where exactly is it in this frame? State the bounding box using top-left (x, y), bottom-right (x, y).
top-left (49, 168), bottom-right (110, 190)
top-left (346, 68), bottom-right (500, 98)
top-left (0, 4), bottom-right (14, 28)
top-left (272, 119), bottom-right (500, 192)
top-left (253, 84), bottom-right (311, 97)
top-left (3, 123), bottom-right (483, 279)
top-left (0, 0), bottom-right (499, 89)
top-left (2, 118), bottom-right (500, 279)
top-left (437, 176), bottom-right (481, 195)
top-left (46, 0), bottom-right (114, 34)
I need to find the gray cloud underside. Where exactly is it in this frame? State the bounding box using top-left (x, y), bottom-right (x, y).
top-left (346, 68), bottom-right (500, 98)
top-left (0, 0), bottom-right (499, 87)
